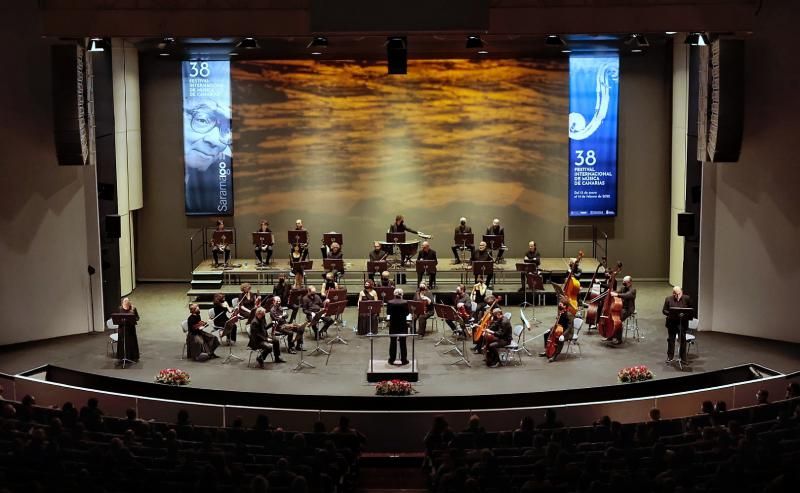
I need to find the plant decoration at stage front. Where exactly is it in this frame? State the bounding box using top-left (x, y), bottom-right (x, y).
top-left (618, 365), bottom-right (654, 383)
top-left (375, 379), bottom-right (416, 396)
top-left (155, 368), bottom-right (191, 386)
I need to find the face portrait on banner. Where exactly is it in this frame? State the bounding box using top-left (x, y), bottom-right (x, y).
top-left (182, 61), bottom-right (234, 215)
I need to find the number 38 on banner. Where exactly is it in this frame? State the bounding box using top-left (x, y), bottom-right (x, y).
top-left (188, 62), bottom-right (211, 78)
top-left (574, 150), bottom-right (597, 166)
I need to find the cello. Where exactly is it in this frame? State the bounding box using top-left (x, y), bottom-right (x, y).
top-left (597, 262), bottom-right (624, 340)
top-left (545, 303), bottom-right (567, 359)
top-left (563, 251), bottom-right (584, 315)
top-left (584, 258), bottom-right (607, 327)
top-left (473, 297), bottom-right (500, 344)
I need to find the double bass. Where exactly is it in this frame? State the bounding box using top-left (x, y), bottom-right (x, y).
top-left (584, 258), bottom-right (607, 326)
top-left (597, 262), bottom-right (624, 340)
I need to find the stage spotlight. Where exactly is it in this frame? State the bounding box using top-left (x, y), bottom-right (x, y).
top-left (665, 31), bottom-right (677, 35)
top-left (561, 49), bottom-right (572, 54)
top-left (624, 33), bottom-right (650, 48)
top-left (158, 37), bottom-right (175, 57)
top-left (545, 34), bottom-right (565, 47)
top-left (466, 35), bottom-right (484, 49)
top-left (386, 36), bottom-right (407, 75)
top-left (236, 37), bottom-right (260, 49)
top-left (87, 38), bottom-right (108, 52)
top-left (685, 32), bottom-right (710, 46)
top-left (307, 36), bottom-right (328, 49)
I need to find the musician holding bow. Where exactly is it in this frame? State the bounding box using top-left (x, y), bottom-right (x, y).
top-left (414, 283), bottom-right (435, 338)
top-left (484, 308), bottom-right (513, 367)
top-left (185, 303), bottom-right (220, 361)
top-left (303, 287), bottom-right (334, 340)
top-left (539, 296), bottom-right (576, 362)
top-left (248, 307), bottom-right (285, 367)
top-left (269, 296), bottom-right (305, 353)
top-left (607, 275), bottom-right (636, 344)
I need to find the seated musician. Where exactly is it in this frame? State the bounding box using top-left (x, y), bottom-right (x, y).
top-left (302, 286), bottom-right (334, 339)
top-left (539, 297), bottom-right (576, 362)
top-left (186, 303), bottom-right (219, 361)
top-left (268, 296), bottom-right (305, 353)
top-left (287, 274), bottom-right (306, 323)
top-left (379, 270), bottom-right (395, 288)
top-left (470, 241), bottom-right (494, 286)
top-left (211, 219), bottom-right (231, 267)
top-left (272, 275), bottom-right (289, 306)
top-left (471, 276), bottom-right (489, 319)
top-left (484, 308), bottom-right (513, 368)
top-left (211, 292), bottom-right (235, 344)
top-left (289, 244), bottom-right (305, 278)
top-left (320, 232), bottom-right (341, 259)
top-left (413, 283), bottom-right (434, 337)
top-left (485, 218), bottom-right (507, 262)
top-left (357, 280), bottom-right (380, 335)
top-left (416, 241), bottom-right (437, 288)
top-left (444, 284), bottom-right (471, 335)
top-left (289, 219), bottom-right (309, 261)
top-left (368, 241), bottom-right (387, 282)
top-left (608, 275), bottom-right (636, 344)
top-left (325, 241), bottom-right (344, 281)
top-left (254, 220), bottom-right (274, 266)
top-left (248, 307), bottom-right (285, 367)
top-left (521, 241), bottom-right (541, 291)
top-left (321, 271), bottom-right (339, 298)
top-left (238, 283), bottom-right (259, 323)
top-left (451, 217), bottom-right (474, 264)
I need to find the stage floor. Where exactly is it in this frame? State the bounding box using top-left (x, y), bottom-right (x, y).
top-left (2, 281), bottom-right (799, 398)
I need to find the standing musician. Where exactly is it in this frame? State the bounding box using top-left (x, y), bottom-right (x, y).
top-left (379, 270), bottom-right (395, 287)
top-left (238, 283), bottom-right (259, 323)
top-left (368, 241), bottom-right (388, 282)
top-left (485, 218), bottom-right (507, 263)
top-left (286, 274), bottom-right (305, 323)
top-left (303, 286), bottom-right (334, 340)
top-left (289, 219), bottom-right (309, 261)
top-left (211, 219), bottom-right (231, 267)
top-left (387, 288), bottom-right (410, 366)
top-left (662, 286), bottom-right (693, 365)
top-left (268, 296), bottom-right (305, 353)
top-left (483, 308), bottom-right (513, 367)
top-left (254, 220), bottom-right (274, 267)
top-left (186, 303), bottom-right (219, 361)
top-left (470, 241), bottom-right (494, 286)
top-left (321, 272), bottom-right (339, 298)
top-left (416, 241), bottom-right (438, 288)
top-left (357, 280), bottom-right (380, 335)
top-left (521, 241), bottom-right (541, 291)
top-left (539, 297), bottom-right (576, 362)
top-left (211, 292), bottom-right (236, 344)
top-left (607, 275), bottom-right (636, 344)
top-left (117, 297), bottom-right (140, 362)
top-left (451, 217), bottom-right (474, 264)
top-left (388, 215), bottom-right (430, 264)
top-left (248, 307), bottom-right (285, 367)
top-left (413, 283), bottom-right (434, 337)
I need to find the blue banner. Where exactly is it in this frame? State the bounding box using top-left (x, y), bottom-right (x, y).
top-left (568, 55), bottom-right (619, 217)
top-left (182, 61), bottom-right (233, 215)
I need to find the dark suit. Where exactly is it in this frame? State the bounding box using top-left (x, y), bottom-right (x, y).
top-left (485, 225), bottom-right (506, 259)
top-left (486, 316), bottom-right (513, 366)
top-left (470, 249), bottom-right (494, 285)
top-left (522, 249), bottom-right (541, 288)
top-left (617, 285), bottom-right (636, 321)
top-left (662, 294), bottom-right (693, 362)
top-left (249, 316), bottom-right (281, 361)
top-left (416, 248), bottom-right (438, 287)
top-left (387, 298), bottom-right (410, 364)
top-left (451, 225), bottom-right (475, 261)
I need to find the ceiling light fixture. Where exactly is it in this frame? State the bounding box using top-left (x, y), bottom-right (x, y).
top-left (236, 37), bottom-right (260, 49)
top-left (684, 32), bottom-right (710, 46)
top-left (307, 36), bottom-right (328, 49)
top-left (624, 33), bottom-right (650, 48)
top-left (158, 37), bottom-right (175, 57)
top-left (466, 35), bottom-right (484, 49)
top-left (545, 34), bottom-right (566, 47)
top-left (88, 38), bottom-right (108, 52)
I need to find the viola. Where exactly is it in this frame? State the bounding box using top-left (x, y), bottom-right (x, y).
top-left (598, 262), bottom-right (624, 340)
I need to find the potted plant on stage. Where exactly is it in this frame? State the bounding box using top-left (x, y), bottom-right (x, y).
top-left (618, 365), bottom-right (654, 383)
top-left (155, 368), bottom-right (191, 386)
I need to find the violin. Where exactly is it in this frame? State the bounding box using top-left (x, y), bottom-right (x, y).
top-left (597, 262), bottom-right (624, 340)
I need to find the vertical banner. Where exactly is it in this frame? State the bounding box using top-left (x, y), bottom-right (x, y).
top-left (182, 61), bottom-right (233, 215)
top-left (568, 55), bottom-right (619, 217)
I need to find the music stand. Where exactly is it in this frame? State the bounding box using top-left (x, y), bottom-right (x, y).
top-left (253, 232), bottom-right (274, 269)
top-left (516, 263), bottom-right (537, 307)
top-left (294, 309), bottom-right (326, 371)
top-left (323, 259), bottom-right (344, 275)
top-left (526, 272), bottom-right (545, 324)
top-left (668, 307), bottom-right (694, 369)
top-left (399, 241), bottom-right (419, 266)
top-left (322, 233), bottom-right (343, 247)
top-left (291, 260), bottom-right (313, 274)
top-left (307, 307), bottom-right (331, 358)
top-left (386, 232), bottom-right (406, 244)
top-left (407, 300), bottom-right (427, 336)
top-left (454, 232), bottom-right (474, 266)
top-left (416, 260), bottom-right (438, 287)
top-left (359, 300), bottom-right (382, 336)
top-left (325, 300), bottom-right (349, 352)
top-left (482, 234), bottom-right (504, 254)
top-left (375, 286), bottom-right (396, 303)
top-left (111, 313), bottom-right (137, 368)
top-left (367, 260), bottom-right (388, 279)
top-left (472, 261), bottom-right (494, 285)
top-left (287, 230), bottom-right (309, 247)
top-left (212, 230), bottom-right (234, 269)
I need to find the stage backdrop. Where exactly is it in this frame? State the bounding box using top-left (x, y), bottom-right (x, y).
top-left (231, 59), bottom-right (568, 257)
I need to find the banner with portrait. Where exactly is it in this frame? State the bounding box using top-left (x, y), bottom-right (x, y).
top-left (182, 61), bottom-right (233, 215)
top-left (568, 55), bottom-right (619, 217)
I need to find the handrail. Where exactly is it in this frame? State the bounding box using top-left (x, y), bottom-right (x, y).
top-left (562, 225), bottom-right (609, 264)
top-left (189, 227), bottom-right (205, 274)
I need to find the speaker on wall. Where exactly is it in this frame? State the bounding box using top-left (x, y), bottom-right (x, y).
top-left (705, 39), bottom-right (745, 163)
top-left (678, 212), bottom-right (696, 237)
top-left (105, 214), bottom-right (121, 239)
top-left (51, 44), bottom-right (89, 166)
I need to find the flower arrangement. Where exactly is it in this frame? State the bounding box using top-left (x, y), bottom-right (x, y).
top-left (375, 379), bottom-right (416, 396)
top-left (618, 365), bottom-right (654, 383)
top-left (155, 368), bottom-right (191, 386)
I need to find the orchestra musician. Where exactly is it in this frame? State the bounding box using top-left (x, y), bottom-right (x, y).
top-left (324, 241), bottom-right (344, 281)
top-left (185, 303), bottom-right (220, 361)
top-left (483, 308), bottom-right (513, 368)
top-left (521, 241), bottom-right (541, 291)
top-left (416, 241), bottom-right (438, 288)
top-left (564, 258), bottom-right (582, 314)
top-left (211, 292), bottom-right (236, 344)
top-left (268, 296), bottom-right (305, 353)
top-left (248, 307), bottom-right (285, 367)
top-left (444, 285), bottom-right (471, 336)
top-left (321, 271), bottom-right (339, 298)
top-left (485, 218), bottom-right (507, 263)
top-left (254, 220), bottom-right (274, 267)
top-left (116, 297), bottom-right (140, 362)
top-left (289, 243), bottom-right (305, 278)
top-left (357, 280), bottom-right (380, 335)
top-left (379, 270), bottom-right (395, 288)
top-left (211, 219), bottom-right (231, 267)
top-left (662, 286), bottom-right (693, 366)
top-left (320, 232), bottom-right (341, 259)
top-left (388, 214), bottom-right (430, 264)
top-left (539, 296), bottom-right (576, 362)
top-left (368, 241), bottom-right (388, 282)
top-left (286, 274), bottom-right (306, 323)
top-left (289, 219), bottom-right (309, 261)
top-left (387, 288), bottom-right (410, 366)
top-left (413, 283), bottom-right (434, 337)
top-left (470, 241), bottom-right (494, 286)
top-left (451, 217), bottom-right (474, 264)
top-left (272, 275), bottom-right (289, 307)
top-left (238, 283), bottom-right (258, 323)
top-left (303, 286), bottom-right (334, 340)
top-left (608, 275), bottom-right (636, 344)
top-left (471, 276), bottom-right (489, 320)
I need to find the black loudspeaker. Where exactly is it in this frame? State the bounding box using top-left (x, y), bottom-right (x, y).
top-left (678, 213), bottom-right (696, 237)
top-left (387, 37), bottom-right (407, 75)
top-left (706, 39), bottom-right (745, 162)
top-left (105, 214), bottom-right (122, 239)
top-left (51, 44), bottom-right (89, 166)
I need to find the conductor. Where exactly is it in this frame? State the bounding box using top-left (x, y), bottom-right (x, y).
top-left (386, 288), bottom-right (410, 366)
